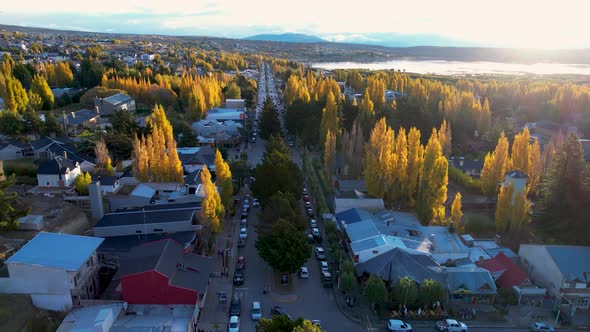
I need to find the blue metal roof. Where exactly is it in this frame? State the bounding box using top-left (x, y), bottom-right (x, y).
top-left (336, 208), bottom-right (374, 225)
top-left (546, 245), bottom-right (590, 283)
top-left (6, 232), bottom-right (104, 271)
top-left (351, 236), bottom-right (386, 253)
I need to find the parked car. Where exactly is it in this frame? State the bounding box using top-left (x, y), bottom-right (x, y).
top-left (321, 271), bottom-right (333, 287)
top-left (436, 319), bottom-right (468, 332)
top-left (303, 195), bottom-right (310, 202)
top-left (228, 315), bottom-right (239, 332)
top-left (240, 218), bottom-right (247, 227)
top-left (310, 219), bottom-right (318, 228)
top-left (305, 201), bottom-right (312, 208)
top-left (281, 273), bottom-right (289, 284)
top-left (303, 187), bottom-right (308, 194)
top-left (230, 297), bottom-right (241, 316)
top-left (252, 198), bottom-right (260, 207)
top-left (240, 228), bottom-right (248, 240)
top-left (311, 227), bottom-right (321, 238)
top-left (387, 319), bottom-right (412, 332)
top-left (237, 239), bottom-right (246, 248)
top-left (233, 270), bottom-right (244, 285)
top-left (307, 234), bottom-right (315, 243)
top-left (530, 322), bottom-right (555, 332)
top-left (236, 256), bottom-right (246, 271)
top-left (315, 247), bottom-right (326, 260)
top-left (251, 301), bottom-right (262, 321)
top-left (320, 261), bottom-right (329, 273)
top-left (299, 266), bottom-right (309, 279)
top-left (306, 208), bottom-right (314, 217)
top-left (243, 203), bottom-right (250, 211)
top-left (312, 320), bottom-right (322, 328)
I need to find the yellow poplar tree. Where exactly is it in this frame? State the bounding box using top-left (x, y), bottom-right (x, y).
top-left (450, 192), bottom-right (463, 226)
top-left (480, 132), bottom-right (510, 198)
top-left (511, 128), bottom-right (531, 174)
top-left (417, 129), bottom-right (448, 224)
top-left (364, 118), bottom-right (394, 199)
top-left (324, 130), bottom-right (337, 183)
top-left (527, 139), bottom-right (542, 194)
top-left (320, 90), bottom-right (339, 149)
top-left (438, 119), bottom-right (452, 157)
top-left (495, 182), bottom-right (514, 232)
top-left (405, 127), bottom-right (424, 206)
top-left (200, 165), bottom-right (224, 233)
top-left (390, 127), bottom-right (408, 204)
top-left (214, 149), bottom-right (234, 212)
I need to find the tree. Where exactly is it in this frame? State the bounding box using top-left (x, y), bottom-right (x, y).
top-left (495, 182), bottom-right (513, 233)
top-left (0, 174), bottom-right (29, 229)
top-left (110, 109), bottom-right (139, 137)
top-left (323, 130), bottom-right (336, 183)
top-left (256, 219), bottom-right (311, 273)
top-left (1, 73), bottom-right (28, 113)
top-left (41, 112), bottom-right (63, 136)
top-left (105, 158), bottom-right (115, 176)
top-left (27, 90), bottom-right (43, 110)
top-left (258, 97), bottom-right (281, 139)
top-left (292, 320), bottom-right (324, 332)
top-left (259, 191), bottom-right (304, 230)
top-left (357, 90), bottom-right (375, 134)
top-left (416, 129), bottom-right (448, 224)
top-left (74, 172), bottom-right (92, 195)
top-left (480, 132), bottom-right (510, 199)
top-left (438, 119), bottom-right (452, 157)
top-left (31, 74), bottom-right (54, 110)
top-left (364, 118), bottom-right (394, 199)
top-left (450, 192), bottom-right (463, 227)
top-left (527, 139), bottom-right (542, 195)
top-left (94, 139), bottom-right (110, 168)
top-left (79, 58), bottom-right (104, 88)
top-left (319, 90), bottom-right (339, 148)
top-left (256, 316), bottom-right (303, 332)
top-left (0, 112), bottom-right (23, 135)
top-left (392, 276), bottom-right (418, 306)
top-left (224, 82), bottom-right (241, 99)
top-left (200, 165), bottom-right (224, 233)
top-left (418, 279), bottom-right (445, 307)
top-left (364, 274), bottom-right (388, 310)
top-left (537, 134), bottom-right (590, 244)
top-left (214, 149), bottom-right (234, 212)
top-left (511, 128), bottom-right (530, 175)
top-left (405, 127), bottom-right (424, 207)
top-left (340, 270), bottom-right (357, 295)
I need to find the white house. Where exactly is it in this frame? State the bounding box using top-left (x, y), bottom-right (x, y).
top-left (37, 156), bottom-right (82, 187)
top-left (519, 245), bottom-right (590, 317)
top-left (0, 232), bottom-right (104, 311)
top-left (0, 140), bottom-right (27, 160)
top-left (99, 176), bottom-right (121, 194)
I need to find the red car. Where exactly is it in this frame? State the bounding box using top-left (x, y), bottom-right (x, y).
top-left (236, 256), bottom-right (246, 271)
top-left (303, 195), bottom-right (310, 202)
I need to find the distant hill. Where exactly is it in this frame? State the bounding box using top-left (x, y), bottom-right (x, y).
top-left (244, 33), bottom-right (327, 43)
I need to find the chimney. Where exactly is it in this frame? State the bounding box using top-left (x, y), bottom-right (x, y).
top-left (63, 150), bottom-right (67, 159)
top-left (71, 111), bottom-right (76, 119)
top-left (89, 181), bottom-right (105, 220)
top-left (95, 105), bottom-right (100, 115)
top-left (459, 156), bottom-right (464, 167)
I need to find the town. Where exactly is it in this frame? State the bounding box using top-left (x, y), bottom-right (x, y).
top-left (0, 21), bottom-right (589, 332)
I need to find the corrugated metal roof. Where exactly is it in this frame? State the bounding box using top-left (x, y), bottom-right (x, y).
top-left (94, 208), bottom-right (197, 228)
top-left (6, 232), bottom-right (104, 271)
top-left (446, 266), bottom-right (497, 294)
top-left (545, 245), bottom-right (590, 283)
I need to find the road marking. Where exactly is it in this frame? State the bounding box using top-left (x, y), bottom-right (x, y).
top-left (234, 287), bottom-right (249, 291)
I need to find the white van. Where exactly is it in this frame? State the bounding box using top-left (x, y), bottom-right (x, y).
top-left (387, 319), bottom-right (412, 332)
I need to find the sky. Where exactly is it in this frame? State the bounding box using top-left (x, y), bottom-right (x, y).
top-left (0, 0), bottom-right (589, 49)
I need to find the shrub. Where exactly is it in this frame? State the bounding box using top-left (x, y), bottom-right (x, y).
top-left (448, 166), bottom-right (482, 194)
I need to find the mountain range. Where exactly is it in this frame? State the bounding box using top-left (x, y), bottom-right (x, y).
top-left (244, 33), bottom-right (327, 43)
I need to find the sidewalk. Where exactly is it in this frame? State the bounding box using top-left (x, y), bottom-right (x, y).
top-left (196, 210), bottom-right (239, 332)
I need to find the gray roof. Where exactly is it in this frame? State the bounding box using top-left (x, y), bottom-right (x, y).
top-left (0, 139), bottom-right (28, 150)
top-left (37, 156), bottom-right (78, 175)
top-left (98, 231), bottom-right (197, 253)
top-left (31, 137), bottom-right (56, 150)
top-left (580, 139), bottom-right (590, 161)
top-left (94, 206), bottom-right (198, 228)
top-left (506, 170), bottom-right (527, 178)
top-left (336, 179), bottom-right (367, 193)
top-left (99, 176), bottom-right (119, 186)
top-left (450, 159), bottom-right (484, 173)
top-left (103, 93), bottom-right (133, 106)
top-left (545, 245), bottom-right (590, 283)
top-left (355, 247), bottom-right (445, 284)
top-left (446, 266), bottom-right (497, 295)
top-left (116, 239), bottom-right (213, 293)
top-left (47, 144), bottom-right (95, 165)
top-left (58, 109), bottom-right (99, 126)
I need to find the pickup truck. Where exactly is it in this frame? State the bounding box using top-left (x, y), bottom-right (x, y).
top-left (436, 319), bottom-right (468, 332)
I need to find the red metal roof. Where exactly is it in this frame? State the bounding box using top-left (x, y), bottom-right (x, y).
top-left (479, 252), bottom-right (528, 288)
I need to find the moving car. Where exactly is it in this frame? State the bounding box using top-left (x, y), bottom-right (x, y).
top-left (299, 266), bottom-right (309, 279)
top-left (320, 261), bottom-right (329, 273)
top-left (233, 270), bottom-right (244, 285)
top-left (239, 228), bottom-right (248, 240)
top-left (321, 271), bottom-right (333, 287)
top-left (236, 256), bottom-right (246, 271)
top-left (228, 315), bottom-right (239, 332)
top-left (315, 247), bottom-right (326, 260)
top-left (530, 322), bottom-right (555, 332)
top-left (230, 297), bottom-right (241, 316)
top-left (387, 319), bottom-right (412, 332)
top-left (436, 319), bottom-right (468, 332)
top-left (251, 301), bottom-right (262, 321)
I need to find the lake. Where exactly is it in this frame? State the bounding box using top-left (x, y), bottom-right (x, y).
top-left (311, 60), bottom-right (590, 76)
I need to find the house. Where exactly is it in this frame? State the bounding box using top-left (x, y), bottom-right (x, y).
top-left (503, 170), bottom-right (528, 202)
top-left (0, 232), bottom-right (104, 311)
top-left (56, 303), bottom-right (196, 332)
top-left (177, 146), bottom-right (216, 173)
top-left (385, 90), bottom-right (405, 103)
top-left (191, 119), bottom-right (242, 145)
top-left (450, 157), bottom-right (484, 177)
top-left (114, 239), bottom-right (213, 304)
top-left (58, 109), bottom-right (100, 135)
top-left (99, 176), bottom-right (120, 194)
top-left (37, 156), bottom-right (82, 187)
top-left (355, 247), bottom-right (445, 285)
top-left (31, 137), bottom-right (95, 172)
top-left (94, 93), bottom-right (135, 116)
top-left (579, 139), bottom-right (590, 162)
top-left (93, 202), bottom-right (202, 238)
top-left (446, 266), bottom-right (497, 304)
top-left (204, 107), bottom-right (246, 123)
top-left (224, 99), bottom-right (246, 109)
top-left (478, 252), bottom-right (530, 288)
top-left (519, 245), bottom-right (590, 317)
top-left (0, 139), bottom-right (29, 160)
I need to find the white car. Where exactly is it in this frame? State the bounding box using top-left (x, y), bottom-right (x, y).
top-left (299, 266), bottom-right (309, 279)
top-left (315, 247), bottom-right (326, 260)
top-left (388, 319), bottom-right (412, 332)
top-left (229, 315), bottom-right (239, 332)
top-left (239, 228), bottom-right (248, 240)
top-left (251, 302), bottom-right (262, 321)
top-left (530, 322), bottom-right (555, 332)
top-left (320, 261), bottom-right (329, 272)
top-left (311, 228), bottom-right (321, 238)
top-left (310, 219), bottom-right (317, 228)
top-left (436, 319), bottom-right (468, 332)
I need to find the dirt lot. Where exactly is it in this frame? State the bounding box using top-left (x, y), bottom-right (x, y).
top-left (0, 294), bottom-right (65, 332)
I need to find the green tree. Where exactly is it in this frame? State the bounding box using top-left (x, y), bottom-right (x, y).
top-left (537, 134), bottom-right (590, 244)
top-left (258, 96), bottom-right (281, 139)
top-left (41, 112), bottom-right (63, 136)
top-left (79, 58), bottom-right (104, 88)
top-left (256, 315), bottom-right (302, 332)
top-left (418, 279), bottom-right (445, 307)
top-left (74, 172), bottom-right (92, 195)
top-left (259, 191), bottom-right (304, 230)
top-left (392, 276), bottom-right (418, 306)
top-left (256, 219), bottom-right (311, 273)
top-left (323, 130), bottom-right (336, 183)
top-left (293, 320), bottom-right (324, 332)
top-left (31, 74), bottom-right (54, 110)
top-left (340, 270), bottom-right (357, 295)
top-left (0, 112), bottom-right (23, 135)
top-left (0, 174), bottom-right (30, 229)
top-left (224, 82), bottom-right (241, 99)
top-left (110, 109), bottom-right (139, 137)
top-left (363, 274), bottom-right (388, 310)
